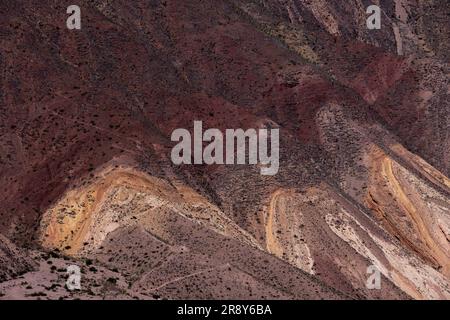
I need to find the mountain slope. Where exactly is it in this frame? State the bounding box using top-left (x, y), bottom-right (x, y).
top-left (0, 0), bottom-right (448, 299)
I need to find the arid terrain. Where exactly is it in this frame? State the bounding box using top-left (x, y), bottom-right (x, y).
top-left (0, 0), bottom-right (449, 299)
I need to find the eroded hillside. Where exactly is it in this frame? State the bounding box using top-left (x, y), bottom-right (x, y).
top-left (0, 0), bottom-right (448, 299)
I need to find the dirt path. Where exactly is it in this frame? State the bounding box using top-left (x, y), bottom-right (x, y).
top-left (265, 190), bottom-right (284, 256)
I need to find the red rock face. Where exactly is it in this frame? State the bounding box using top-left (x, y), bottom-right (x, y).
top-left (0, 0), bottom-right (448, 299)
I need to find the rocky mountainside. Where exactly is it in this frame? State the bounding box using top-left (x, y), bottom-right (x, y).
top-left (0, 0), bottom-right (448, 299)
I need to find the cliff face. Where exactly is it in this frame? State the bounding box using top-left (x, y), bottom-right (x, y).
top-left (0, 0), bottom-right (448, 299)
